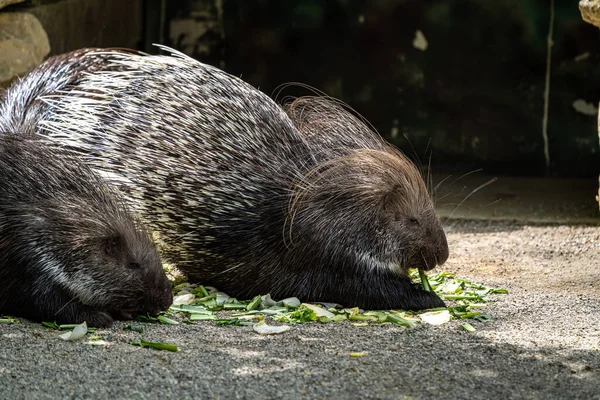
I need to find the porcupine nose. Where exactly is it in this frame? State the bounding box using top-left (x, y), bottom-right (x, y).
top-left (435, 233), bottom-right (449, 266)
top-left (158, 281), bottom-right (174, 310)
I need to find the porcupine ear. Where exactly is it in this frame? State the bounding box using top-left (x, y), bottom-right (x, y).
top-left (100, 234), bottom-right (125, 259)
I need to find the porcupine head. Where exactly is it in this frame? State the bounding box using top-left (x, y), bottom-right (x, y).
top-left (0, 139), bottom-right (173, 327)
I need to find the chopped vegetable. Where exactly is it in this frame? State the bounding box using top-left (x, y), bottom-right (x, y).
top-left (281, 297), bottom-right (301, 308)
top-left (85, 340), bottom-right (108, 346)
top-left (133, 339), bottom-right (179, 352)
top-left (172, 294), bottom-right (196, 305)
top-left (123, 325), bottom-right (144, 333)
top-left (216, 318), bottom-right (255, 326)
top-left (301, 303), bottom-right (335, 319)
top-left (59, 322), bottom-right (88, 341)
top-left (246, 296), bottom-right (262, 311)
top-left (162, 272), bottom-right (507, 333)
top-left (418, 269), bottom-right (432, 292)
top-left (462, 323), bottom-right (476, 332)
top-left (196, 285), bottom-right (210, 298)
top-left (274, 306), bottom-right (317, 323)
top-left (157, 315), bottom-right (179, 325)
top-left (384, 313), bottom-right (417, 328)
top-left (253, 321), bottom-right (290, 335)
top-left (189, 314), bottom-right (217, 321)
top-left (419, 310), bottom-right (451, 325)
top-left (349, 352), bottom-right (368, 357)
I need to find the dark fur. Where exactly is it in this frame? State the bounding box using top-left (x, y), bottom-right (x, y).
top-left (0, 47), bottom-right (448, 310)
top-left (0, 136), bottom-right (172, 326)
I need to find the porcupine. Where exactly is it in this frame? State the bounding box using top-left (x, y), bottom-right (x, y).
top-left (0, 46), bottom-right (449, 310)
top-left (0, 134), bottom-right (173, 327)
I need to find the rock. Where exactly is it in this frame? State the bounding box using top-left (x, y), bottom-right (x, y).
top-left (0, 0), bottom-right (25, 10)
top-left (0, 12), bottom-right (50, 85)
top-left (580, 0), bottom-right (600, 28)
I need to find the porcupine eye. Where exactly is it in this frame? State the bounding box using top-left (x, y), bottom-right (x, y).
top-left (127, 262), bottom-right (141, 269)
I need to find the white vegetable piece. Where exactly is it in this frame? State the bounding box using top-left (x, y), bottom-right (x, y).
top-left (59, 322), bottom-right (88, 341)
top-left (419, 310), bottom-right (451, 325)
top-left (253, 321), bottom-right (290, 335)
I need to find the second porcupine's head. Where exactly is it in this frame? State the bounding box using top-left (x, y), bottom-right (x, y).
top-left (286, 98), bottom-right (449, 275)
top-left (41, 201), bottom-right (174, 319)
top-left (1, 138), bottom-right (173, 319)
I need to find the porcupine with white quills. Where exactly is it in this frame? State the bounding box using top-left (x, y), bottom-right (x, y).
top-left (0, 46), bottom-right (449, 310)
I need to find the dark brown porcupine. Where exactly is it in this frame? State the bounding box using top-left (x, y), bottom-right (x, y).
top-left (0, 46), bottom-right (448, 310)
top-left (0, 136), bottom-right (172, 327)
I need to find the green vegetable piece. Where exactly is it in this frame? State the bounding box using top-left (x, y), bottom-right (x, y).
top-left (385, 314), bottom-right (416, 328)
top-left (462, 323), bottom-right (476, 332)
top-left (172, 282), bottom-right (191, 292)
top-left (135, 339), bottom-right (179, 352)
top-left (349, 314), bottom-right (377, 322)
top-left (456, 312), bottom-right (481, 319)
top-left (418, 269), bottom-right (432, 292)
top-left (246, 296), bottom-right (262, 311)
top-left (301, 303), bottom-right (335, 318)
top-left (474, 314), bottom-right (493, 322)
top-left (261, 294), bottom-right (278, 307)
top-left (215, 318), bottom-right (254, 326)
top-left (281, 297), bottom-right (301, 308)
top-left (197, 285), bottom-right (210, 298)
top-left (123, 325), bottom-right (144, 333)
top-left (223, 303), bottom-right (248, 310)
top-left (0, 318), bottom-right (17, 324)
top-left (170, 305), bottom-right (212, 314)
top-left (331, 315), bottom-right (348, 322)
top-left (195, 294), bottom-right (217, 302)
top-left (157, 315), bottom-right (179, 325)
top-left (259, 307), bottom-right (288, 315)
top-left (442, 294), bottom-right (482, 301)
top-left (135, 315), bottom-right (160, 323)
top-left (42, 321), bottom-right (59, 329)
top-left (57, 324), bottom-right (80, 330)
top-left (274, 306), bottom-right (317, 323)
top-left (344, 307), bottom-right (361, 316)
top-left (189, 314), bottom-right (217, 321)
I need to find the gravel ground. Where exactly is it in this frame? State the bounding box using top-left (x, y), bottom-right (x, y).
top-left (1, 219), bottom-right (599, 400)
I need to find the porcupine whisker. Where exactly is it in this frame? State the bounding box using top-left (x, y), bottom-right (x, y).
top-left (443, 168), bottom-right (484, 194)
top-left (426, 149), bottom-right (433, 202)
top-left (433, 174), bottom-right (453, 193)
top-left (420, 252), bottom-right (430, 270)
top-left (443, 177), bottom-right (498, 224)
top-left (432, 168), bottom-right (485, 211)
top-left (54, 296), bottom-right (77, 317)
top-left (443, 197), bottom-right (503, 234)
top-left (403, 133), bottom-right (425, 179)
top-left (205, 263), bottom-right (245, 279)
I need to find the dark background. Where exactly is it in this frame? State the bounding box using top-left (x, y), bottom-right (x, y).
top-left (9, 0), bottom-right (600, 178)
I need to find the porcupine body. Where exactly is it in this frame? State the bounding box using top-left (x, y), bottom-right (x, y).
top-left (1, 46), bottom-right (448, 310)
top-left (0, 136), bottom-right (172, 327)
